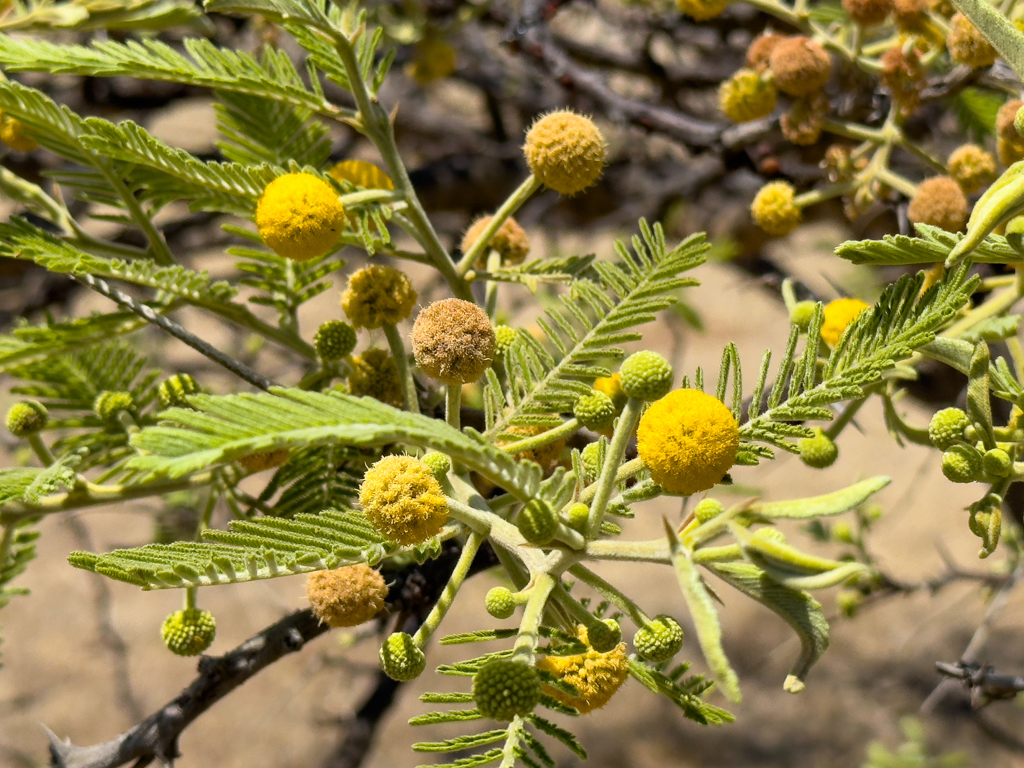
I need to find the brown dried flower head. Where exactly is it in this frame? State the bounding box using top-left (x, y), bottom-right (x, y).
top-left (843, 0), bottom-right (893, 26)
top-left (412, 299), bottom-right (496, 385)
top-left (893, 0), bottom-right (927, 27)
top-left (306, 564), bottom-right (388, 628)
top-left (461, 215), bottom-right (531, 268)
top-left (769, 36), bottom-right (832, 97)
top-left (780, 92), bottom-right (829, 146)
top-left (879, 46), bottom-right (925, 117)
top-left (947, 144), bottom-right (997, 194)
top-left (947, 12), bottom-right (997, 68)
top-left (349, 348), bottom-right (404, 408)
top-left (746, 33), bottom-right (787, 72)
top-left (907, 176), bottom-right (970, 232)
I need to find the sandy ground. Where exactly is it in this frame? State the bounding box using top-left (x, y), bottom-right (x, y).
top-left (2, 224), bottom-right (1023, 768)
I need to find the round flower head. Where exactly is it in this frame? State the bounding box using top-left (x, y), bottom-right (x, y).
top-left (412, 299), bottom-right (496, 385)
top-left (0, 116), bottom-right (37, 152)
top-left (256, 173), bottom-right (345, 262)
top-left (790, 300), bottom-right (817, 331)
top-left (585, 618), bottom-right (622, 653)
top-left (421, 450), bottom-right (452, 478)
top-left (461, 215), bottom-right (530, 267)
top-left (928, 407), bottom-right (969, 450)
top-left (161, 608), bottom-right (216, 656)
top-left (497, 424), bottom-right (566, 469)
top-left (948, 144), bottom-right (996, 195)
top-left (593, 373), bottom-right (628, 412)
top-left (517, 499), bottom-right (559, 545)
top-left (342, 265), bottom-right (417, 330)
top-left (746, 33), bottom-right (786, 72)
top-left (907, 176), bottom-right (969, 232)
top-left (879, 47), bottom-right (925, 117)
top-left (984, 448), bottom-right (1012, 477)
top-left (719, 69), bottom-right (777, 123)
top-left (751, 181), bottom-right (802, 236)
top-left (536, 627), bottom-right (629, 714)
top-left (677, 0), bottom-right (730, 20)
top-left (694, 497), bottom-right (725, 523)
top-left (797, 427), bottom-right (839, 469)
top-left (94, 391), bottom-right (134, 421)
top-left (306, 564), bottom-right (388, 628)
top-left (494, 325), bottom-right (520, 358)
top-left (473, 659), bottom-right (543, 721)
top-left (998, 100), bottom-right (1024, 142)
top-left (566, 502), bottom-right (591, 532)
top-left (158, 373), bottom-right (200, 409)
top-left (574, 391), bottom-right (617, 431)
top-left (894, 0), bottom-right (927, 26)
top-left (942, 445), bottom-right (982, 483)
top-left (843, 0), bottom-right (893, 25)
top-left (238, 448), bottom-right (290, 473)
top-left (485, 586), bottom-right (517, 619)
top-left (619, 351), bottom-right (674, 401)
top-left (6, 401), bottom-right (48, 437)
top-left (359, 455), bottom-right (448, 545)
top-left (380, 631), bottom-right (426, 681)
top-left (780, 91), bottom-right (829, 146)
top-left (947, 13), bottom-right (997, 68)
top-left (637, 389), bottom-right (739, 496)
top-left (769, 37), bottom-right (832, 97)
top-left (821, 298), bottom-right (870, 347)
top-left (523, 110), bottom-right (606, 196)
top-left (349, 348), bottom-right (404, 408)
top-left (314, 320), bottom-right (358, 362)
top-left (633, 615), bottom-right (684, 662)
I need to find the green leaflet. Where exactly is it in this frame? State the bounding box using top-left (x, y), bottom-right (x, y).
top-left (128, 388), bottom-right (543, 500)
top-left (730, 523), bottom-right (858, 576)
top-left (665, 519), bottom-right (742, 703)
top-left (708, 561), bottom-right (829, 694)
top-left (835, 225), bottom-right (1023, 266)
top-left (0, 469), bottom-right (42, 504)
top-left (748, 476), bottom-right (891, 519)
top-left (947, 160), bottom-right (1024, 266)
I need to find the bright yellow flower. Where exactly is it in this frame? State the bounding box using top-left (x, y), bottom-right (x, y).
top-left (523, 110), bottom-right (606, 196)
top-left (821, 298), bottom-right (870, 347)
top-left (535, 626), bottom-right (629, 714)
top-left (359, 455), bottom-right (448, 545)
top-left (636, 389), bottom-right (739, 496)
top-left (255, 173), bottom-right (345, 261)
top-left (341, 265), bottom-right (417, 330)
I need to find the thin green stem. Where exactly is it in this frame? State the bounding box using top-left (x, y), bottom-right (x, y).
top-left (98, 164), bottom-right (174, 266)
top-left (456, 176), bottom-right (541, 277)
top-left (586, 399), bottom-right (643, 538)
top-left (185, 587), bottom-right (197, 611)
top-left (383, 323), bottom-right (419, 414)
top-left (568, 564), bottom-right (650, 627)
top-left (484, 249), bottom-right (501, 320)
top-left (0, 522), bottom-right (15, 571)
top-left (824, 395), bottom-right (868, 440)
top-left (27, 433), bottom-right (54, 467)
top-left (413, 531), bottom-right (483, 647)
top-left (500, 418), bottom-right (579, 456)
top-left (512, 572), bottom-right (556, 663)
top-left (446, 384), bottom-right (461, 431)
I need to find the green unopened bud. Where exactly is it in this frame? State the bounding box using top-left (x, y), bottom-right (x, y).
top-left (421, 451), bottom-right (452, 478)
top-left (494, 325), bottom-right (519, 357)
top-left (836, 589), bottom-right (861, 618)
top-left (314, 320), bottom-right (358, 361)
top-left (161, 608), bottom-right (216, 656)
top-left (485, 586), bottom-right (517, 619)
top-left (832, 521), bottom-right (855, 544)
top-left (693, 497), bottom-right (725, 523)
top-left (789, 300), bottom-right (817, 332)
top-left (379, 632), bottom-right (426, 681)
top-left (573, 391), bottom-right (617, 431)
top-left (941, 444), bottom-right (983, 483)
top-left (580, 442), bottom-right (602, 482)
top-left (518, 499), bottom-right (558, 545)
top-left (929, 407), bottom-right (970, 450)
top-left (94, 391), bottom-right (134, 421)
top-left (6, 401), bottom-right (48, 437)
top-left (473, 660), bottom-right (542, 720)
top-left (566, 502), bottom-right (590, 532)
top-left (158, 373), bottom-right (201, 409)
top-left (983, 448), bottom-right (1012, 477)
top-left (619, 351), bottom-right (674, 401)
top-left (634, 615), bottom-right (684, 663)
top-left (797, 428), bottom-right (838, 469)
top-left (585, 618), bottom-right (621, 653)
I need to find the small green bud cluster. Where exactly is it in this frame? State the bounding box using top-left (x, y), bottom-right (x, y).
top-left (6, 401), bottom-right (48, 437)
top-left (619, 351), bottom-right (673, 401)
top-left (585, 618), bottom-right (622, 653)
top-left (485, 586), bottom-right (517, 619)
top-left (941, 444), bottom-right (983, 483)
top-left (797, 428), bottom-right (839, 469)
top-left (94, 391), bottom-right (134, 421)
top-left (380, 632), bottom-right (426, 681)
top-left (580, 442), bottom-right (602, 482)
top-left (928, 407), bottom-right (969, 450)
top-left (789, 300), bottom-right (817, 331)
top-left (494, 325), bottom-right (519, 357)
top-left (421, 451), bottom-right (452, 478)
top-left (633, 615), bottom-right (684, 662)
top-left (314, 320), bottom-right (358, 361)
top-left (158, 373), bottom-right (201, 409)
top-left (472, 659), bottom-right (542, 720)
top-left (693, 498), bottom-right (725, 523)
top-left (517, 499), bottom-right (559, 545)
top-left (983, 448), bottom-right (1012, 477)
top-left (573, 391), bottom-right (617, 431)
top-left (566, 502), bottom-right (590, 532)
top-left (161, 608), bottom-right (216, 656)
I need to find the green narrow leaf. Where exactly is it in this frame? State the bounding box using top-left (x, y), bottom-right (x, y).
top-left (748, 476), bottom-right (890, 519)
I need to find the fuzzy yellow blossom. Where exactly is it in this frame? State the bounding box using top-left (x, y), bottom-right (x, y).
top-left (0, 115), bottom-right (37, 152)
top-left (718, 69), bottom-right (777, 123)
top-left (593, 373), bottom-right (627, 412)
top-left (412, 299), bottom-right (496, 385)
top-left (341, 265), bottom-right (417, 329)
top-left (821, 298), bottom-right (870, 346)
top-left (751, 181), bottom-right (802, 236)
top-left (636, 389), bottom-right (739, 496)
top-left (306, 564), bottom-right (388, 627)
top-left (523, 110), bottom-right (606, 196)
top-left (535, 626), bottom-right (629, 714)
top-left (947, 12), bottom-right (997, 68)
top-left (359, 455), bottom-right (448, 545)
top-left (947, 144), bottom-right (996, 195)
top-left (461, 215), bottom-right (531, 267)
top-left (255, 173), bottom-right (345, 261)
top-left (328, 159), bottom-right (395, 191)
top-left (349, 348), bottom-right (404, 408)
top-left (677, 0), bottom-right (730, 20)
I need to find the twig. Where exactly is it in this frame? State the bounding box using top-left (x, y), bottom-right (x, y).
top-left (934, 661), bottom-right (1024, 708)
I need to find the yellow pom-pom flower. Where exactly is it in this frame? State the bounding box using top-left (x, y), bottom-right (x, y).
top-left (0, 115), bottom-right (37, 152)
top-left (821, 298), bottom-right (870, 347)
top-left (907, 176), bottom-right (969, 232)
top-left (719, 68), bottom-right (777, 123)
top-left (593, 373), bottom-right (627, 412)
top-left (947, 144), bottom-right (996, 195)
top-left (535, 626), bottom-right (629, 714)
top-left (751, 181), bottom-right (802, 236)
top-left (255, 173), bottom-right (345, 262)
top-left (947, 12), bottom-right (997, 68)
top-left (636, 389), bottom-right (740, 496)
top-left (342, 265), bottom-right (418, 330)
top-left (349, 348), bottom-right (404, 408)
top-left (523, 110), bottom-right (607, 196)
top-left (306, 564), bottom-right (388, 628)
top-left (677, 0), bottom-right (730, 20)
top-left (359, 455), bottom-right (449, 545)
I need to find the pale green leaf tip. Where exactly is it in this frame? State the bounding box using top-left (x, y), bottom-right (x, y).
top-left (783, 674), bottom-right (805, 694)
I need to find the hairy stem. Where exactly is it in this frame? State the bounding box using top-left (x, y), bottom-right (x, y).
top-left (383, 323), bottom-right (419, 414)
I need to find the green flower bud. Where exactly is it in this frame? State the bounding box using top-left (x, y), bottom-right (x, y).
top-left (421, 451), bottom-right (452, 478)
top-left (494, 325), bottom-right (519, 357)
top-left (585, 618), bottom-right (622, 653)
top-left (789, 300), bottom-right (817, 332)
top-left (161, 608), bottom-right (216, 656)
top-left (94, 391), bottom-right (134, 421)
top-left (485, 586), bottom-right (517, 619)
top-left (580, 443), bottom-right (601, 482)
top-left (573, 391), bottom-right (616, 431)
top-left (517, 499), bottom-right (558, 545)
top-left (753, 526), bottom-right (787, 544)
top-left (983, 448), bottom-right (1013, 477)
top-left (472, 660), bottom-right (542, 720)
top-left (566, 502), bottom-right (590, 532)
top-left (379, 632), bottom-right (426, 681)
top-left (832, 521), bottom-right (855, 544)
top-left (314, 320), bottom-right (358, 361)
top-left (693, 498), bottom-right (724, 523)
top-left (941, 445), bottom-right (983, 483)
top-left (836, 589), bottom-right (861, 618)
top-left (6, 401), bottom-right (48, 437)
top-left (634, 615), bottom-right (684, 663)
top-left (797, 428), bottom-right (839, 469)
top-left (619, 351), bottom-right (674, 402)
top-left (928, 407), bottom-right (969, 450)
top-left (158, 373), bottom-right (201, 409)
